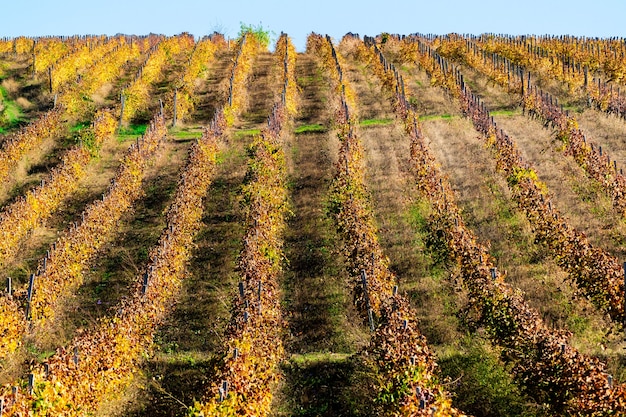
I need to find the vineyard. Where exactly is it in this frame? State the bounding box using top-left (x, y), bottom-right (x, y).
top-left (1, 29), bottom-right (626, 416)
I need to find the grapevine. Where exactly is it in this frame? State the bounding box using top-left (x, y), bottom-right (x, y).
top-left (467, 34), bottom-right (626, 115)
top-left (310, 33), bottom-right (467, 416)
top-left (400, 36), bottom-right (626, 325)
top-left (49, 36), bottom-right (118, 93)
top-left (59, 36), bottom-right (143, 118)
top-left (167, 34), bottom-right (226, 125)
top-left (0, 111), bottom-right (219, 417)
top-left (0, 35), bottom-right (144, 191)
top-left (428, 34), bottom-right (626, 216)
top-left (121, 34), bottom-right (195, 125)
top-left (0, 109), bottom-right (117, 269)
top-left (28, 113), bottom-right (166, 329)
top-left (191, 33), bottom-right (296, 417)
top-left (368, 35), bottom-right (626, 414)
top-left (0, 107), bottom-right (65, 186)
top-left (0, 112), bottom-right (166, 367)
top-left (222, 30), bottom-right (267, 126)
top-left (32, 37), bottom-right (69, 75)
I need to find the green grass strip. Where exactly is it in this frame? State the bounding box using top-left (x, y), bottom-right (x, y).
top-left (359, 118), bottom-right (394, 127)
top-left (117, 124), bottom-right (148, 142)
top-left (0, 85), bottom-right (24, 128)
top-left (419, 114), bottom-right (456, 121)
top-left (70, 121), bottom-right (91, 132)
top-left (490, 109), bottom-right (521, 116)
top-left (170, 130), bottom-right (203, 140)
top-left (234, 128), bottom-right (261, 138)
top-left (294, 123), bottom-right (326, 134)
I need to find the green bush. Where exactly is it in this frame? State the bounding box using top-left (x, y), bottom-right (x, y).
top-left (238, 22), bottom-right (272, 49)
top-left (438, 338), bottom-right (541, 417)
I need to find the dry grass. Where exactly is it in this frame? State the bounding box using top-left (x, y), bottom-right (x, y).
top-left (575, 108), bottom-right (626, 168)
top-left (424, 113), bottom-right (618, 339)
top-left (15, 96), bottom-right (32, 110)
top-left (339, 53), bottom-right (541, 416)
top-left (457, 66), bottom-right (518, 111)
top-left (283, 125), bottom-right (368, 354)
top-left (91, 82), bottom-right (114, 108)
top-left (337, 42), bottom-right (394, 121)
top-left (283, 54), bottom-right (365, 354)
top-left (462, 64), bottom-right (626, 260)
top-left (236, 51), bottom-right (280, 127)
top-left (192, 50), bottom-right (234, 123)
top-left (0, 129), bottom-right (63, 208)
top-left (411, 61), bottom-right (626, 381)
top-left (1, 78), bottom-right (20, 97)
top-left (342, 60), bottom-right (464, 341)
top-left (494, 112), bottom-right (626, 260)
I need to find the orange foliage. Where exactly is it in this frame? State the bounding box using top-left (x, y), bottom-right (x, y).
top-left (395, 36), bottom-right (626, 414)
top-left (312, 33), bottom-right (467, 416)
top-left (0, 112), bottom-right (218, 415)
top-left (192, 35), bottom-right (297, 417)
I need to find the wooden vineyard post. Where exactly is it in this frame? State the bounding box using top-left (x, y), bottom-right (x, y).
top-left (172, 88), bottom-right (178, 127)
top-left (6, 277), bottom-right (11, 296)
top-left (361, 270), bottom-right (375, 332)
top-left (25, 273), bottom-right (35, 320)
top-left (119, 92), bottom-right (126, 131)
top-left (31, 40), bottom-right (36, 78)
top-left (27, 374), bottom-right (34, 395)
top-left (228, 79), bottom-right (233, 106)
top-left (623, 262), bottom-right (626, 340)
top-left (48, 67), bottom-right (53, 93)
top-left (219, 380), bottom-right (229, 402)
top-left (141, 271), bottom-right (149, 295)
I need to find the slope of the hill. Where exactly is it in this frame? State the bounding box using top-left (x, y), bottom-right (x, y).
top-left (122, 49), bottom-right (287, 417)
top-left (460, 66), bottom-right (626, 261)
top-left (3, 34), bottom-right (626, 417)
top-left (337, 41), bottom-right (542, 416)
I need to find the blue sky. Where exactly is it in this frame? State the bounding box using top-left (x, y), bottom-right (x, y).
top-left (2, 0), bottom-right (625, 51)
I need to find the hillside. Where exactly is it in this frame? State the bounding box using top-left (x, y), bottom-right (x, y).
top-left (0, 32), bottom-right (626, 416)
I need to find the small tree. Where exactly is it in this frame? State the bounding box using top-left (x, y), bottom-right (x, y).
top-left (238, 22), bottom-right (272, 49)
